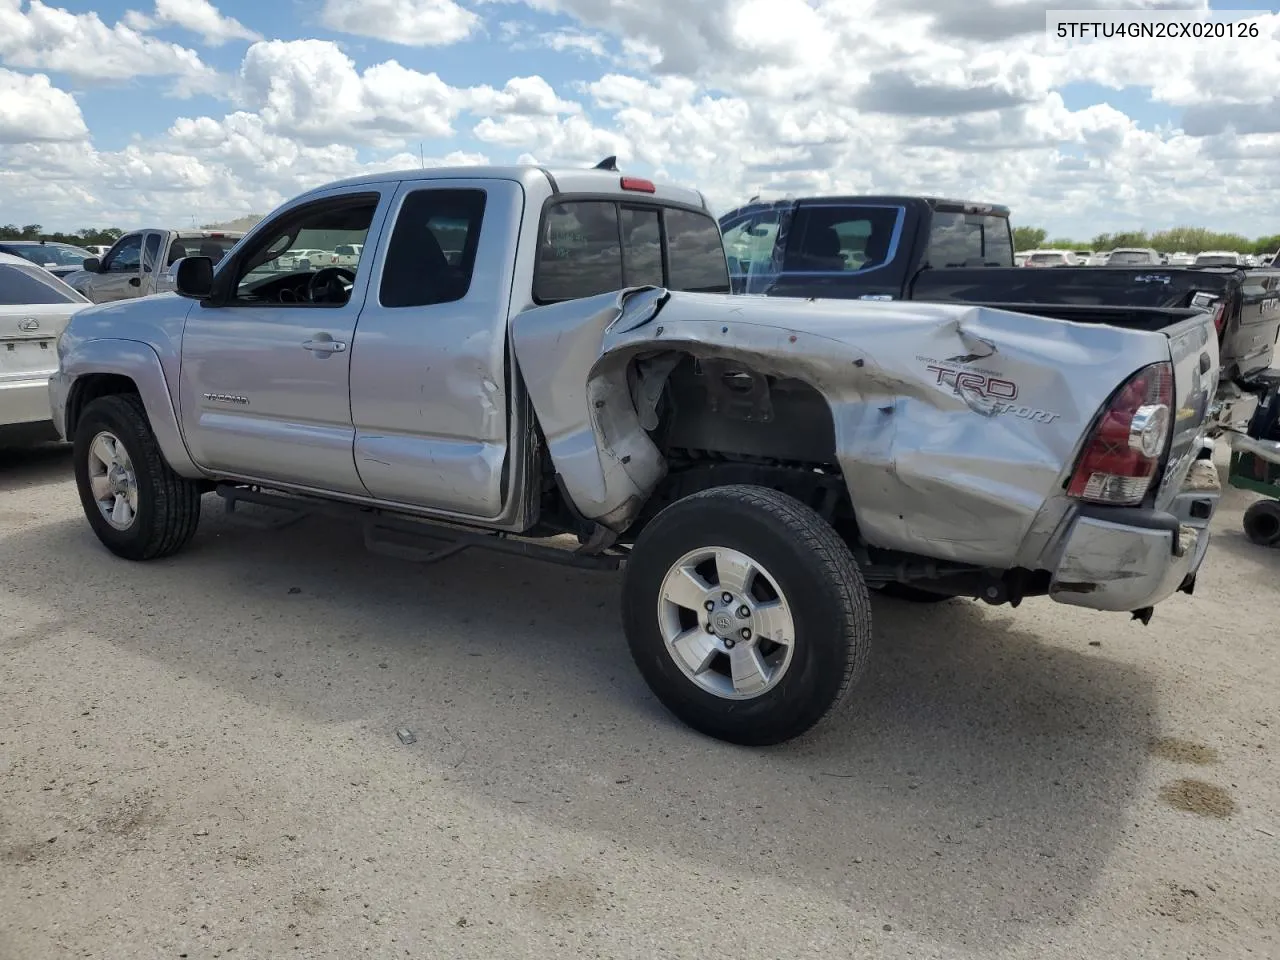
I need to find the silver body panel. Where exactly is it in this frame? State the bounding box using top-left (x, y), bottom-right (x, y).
top-left (49, 164), bottom-right (1221, 613)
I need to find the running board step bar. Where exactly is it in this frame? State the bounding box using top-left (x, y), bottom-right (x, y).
top-left (215, 483), bottom-right (625, 571)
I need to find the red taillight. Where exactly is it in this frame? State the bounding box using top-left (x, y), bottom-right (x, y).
top-left (1067, 362), bottom-right (1173, 505)
top-left (620, 176), bottom-right (655, 193)
top-left (1211, 302), bottom-right (1227, 335)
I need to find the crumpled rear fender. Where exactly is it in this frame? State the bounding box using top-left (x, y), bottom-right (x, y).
top-left (52, 337), bottom-right (202, 478)
top-left (512, 287), bottom-right (1178, 569)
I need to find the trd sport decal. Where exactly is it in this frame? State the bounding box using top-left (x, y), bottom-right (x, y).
top-left (921, 361), bottom-right (1062, 424)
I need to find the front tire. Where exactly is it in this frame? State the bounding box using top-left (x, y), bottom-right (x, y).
top-left (622, 485), bottom-right (873, 746)
top-left (73, 393), bottom-right (203, 560)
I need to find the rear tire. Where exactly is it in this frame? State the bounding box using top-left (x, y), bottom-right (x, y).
top-left (73, 393), bottom-right (203, 560)
top-left (1242, 498), bottom-right (1280, 547)
top-left (622, 484), bottom-right (872, 746)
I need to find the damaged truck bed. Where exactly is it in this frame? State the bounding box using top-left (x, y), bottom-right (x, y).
top-left (50, 163), bottom-right (1223, 745)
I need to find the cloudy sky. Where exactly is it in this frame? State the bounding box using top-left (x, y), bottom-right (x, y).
top-left (1, 0), bottom-right (1278, 238)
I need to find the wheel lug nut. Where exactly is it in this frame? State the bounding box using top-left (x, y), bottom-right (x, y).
top-left (705, 623), bottom-right (715, 633)
top-left (721, 592), bottom-right (732, 603)
top-left (740, 628), bottom-right (752, 640)
top-left (737, 605), bottom-right (750, 618)
top-left (704, 600), bottom-right (715, 611)
top-left (724, 638), bottom-right (736, 649)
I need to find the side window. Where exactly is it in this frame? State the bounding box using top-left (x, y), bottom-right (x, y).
top-left (231, 194), bottom-right (378, 305)
top-left (664, 208), bottom-right (729, 293)
top-left (782, 206), bottom-right (903, 273)
top-left (535, 201), bottom-right (622, 303)
top-left (380, 188), bottom-right (487, 308)
top-left (142, 233), bottom-right (162, 272)
top-left (620, 207), bottom-right (662, 287)
top-left (103, 234), bottom-right (143, 273)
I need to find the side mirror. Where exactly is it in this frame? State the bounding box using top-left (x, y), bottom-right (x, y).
top-left (82, 257), bottom-right (101, 273)
top-left (173, 256), bottom-right (214, 300)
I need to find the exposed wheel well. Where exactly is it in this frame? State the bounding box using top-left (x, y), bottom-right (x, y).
top-left (66, 374), bottom-right (140, 438)
top-left (630, 355), bottom-right (856, 538)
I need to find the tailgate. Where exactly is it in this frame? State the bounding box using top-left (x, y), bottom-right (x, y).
top-left (0, 304), bottom-right (79, 380)
top-left (1154, 312), bottom-right (1220, 510)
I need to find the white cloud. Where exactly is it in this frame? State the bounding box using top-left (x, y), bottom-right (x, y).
top-left (3, 0), bottom-right (1280, 240)
top-left (124, 0), bottom-right (261, 46)
top-left (320, 0), bottom-right (480, 47)
top-left (0, 67), bottom-right (86, 143)
top-left (0, 0), bottom-right (214, 86)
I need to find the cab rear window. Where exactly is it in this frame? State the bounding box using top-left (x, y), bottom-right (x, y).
top-left (534, 200), bottom-right (729, 303)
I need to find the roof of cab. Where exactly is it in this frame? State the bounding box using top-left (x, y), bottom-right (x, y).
top-left (719, 194), bottom-right (1011, 221)
top-left (292, 163), bottom-right (709, 211)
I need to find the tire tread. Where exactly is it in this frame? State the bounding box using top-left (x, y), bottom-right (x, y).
top-left (76, 393), bottom-right (202, 560)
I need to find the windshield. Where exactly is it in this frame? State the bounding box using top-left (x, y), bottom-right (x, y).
top-left (5, 242), bottom-right (94, 268)
top-left (1195, 255), bottom-right (1237, 266)
top-left (1028, 253), bottom-right (1066, 264)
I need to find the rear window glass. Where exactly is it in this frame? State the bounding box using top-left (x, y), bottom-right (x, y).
top-left (0, 262), bottom-right (84, 305)
top-left (171, 237), bottom-right (239, 265)
top-left (1028, 253), bottom-right (1067, 263)
top-left (534, 200), bottom-right (729, 303)
top-left (664, 208), bottom-right (730, 292)
top-left (781, 205), bottom-right (904, 273)
top-left (925, 212), bottom-right (1014, 267)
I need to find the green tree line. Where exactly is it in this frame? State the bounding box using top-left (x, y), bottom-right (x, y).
top-left (1014, 225), bottom-right (1280, 256)
top-left (0, 224), bottom-right (124, 246)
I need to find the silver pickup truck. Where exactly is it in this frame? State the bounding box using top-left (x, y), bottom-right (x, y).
top-left (49, 164), bottom-right (1223, 746)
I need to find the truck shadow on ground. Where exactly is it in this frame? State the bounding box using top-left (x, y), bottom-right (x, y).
top-left (1, 501), bottom-right (1159, 950)
top-left (0, 443), bottom-right (72, 494)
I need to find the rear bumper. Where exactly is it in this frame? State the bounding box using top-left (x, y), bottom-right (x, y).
top-left (1048, 460), bottom-right (1220, 612)
top-left (0, 373), bottom-right (57, 429)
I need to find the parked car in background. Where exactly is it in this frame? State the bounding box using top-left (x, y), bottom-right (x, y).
top-left (1021, 249), bottom-right (1079, 267)
top-left (1105, 247), bottom-right (1163, 266)
top-left (1086, 251), bottom-right (1112, 266)
top-left (274, 248), bottom-right (330, 271)
top-left (329, 243), bottom-right (363, 268)
top-left (63, 229), bottom-right (245, 304)
top-left (49, 163), bottom-right (1224, 745)
top-left (83, 245), bottom-right (112, 258)
top-left (0, 240), bottom-right (98, 279)
top-left (0, 252), bottom-right (90, 446)
top-left (1168, 252), bottom-right (1196, 266)
top-left (1072, 249), bottom-right (1094, 264)
top-left (1194, 251), bottom-right (1242, 267)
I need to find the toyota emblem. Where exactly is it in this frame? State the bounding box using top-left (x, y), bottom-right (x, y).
top-left (18, 317), bottom-right (39, 331)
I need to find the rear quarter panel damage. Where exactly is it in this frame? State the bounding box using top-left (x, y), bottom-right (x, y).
top-left (511, 289), bottom-right (1181, 568)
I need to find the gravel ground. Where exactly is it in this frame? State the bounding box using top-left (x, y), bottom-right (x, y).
top-left (1, 442), bottom-right (1277, 960)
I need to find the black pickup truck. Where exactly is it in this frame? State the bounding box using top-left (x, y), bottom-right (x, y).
top-left (719, 196), bottom-right (1280, 392)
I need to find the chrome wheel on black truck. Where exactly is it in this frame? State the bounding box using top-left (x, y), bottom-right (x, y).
top-left (622, 485), bottom-right (873, 746)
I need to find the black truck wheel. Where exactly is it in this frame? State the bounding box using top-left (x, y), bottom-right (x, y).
top-left (621, 484), bottom-right (873, 746)
top-left (73, 394), bottom-right (203, 561)
top-left (1242, 497), bottom-right (1280, 547)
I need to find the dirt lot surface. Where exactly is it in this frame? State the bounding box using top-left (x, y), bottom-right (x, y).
top-left (2, 443), bottom-right (1277, 960)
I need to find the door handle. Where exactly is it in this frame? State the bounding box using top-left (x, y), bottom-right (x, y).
top-left (128, 277), bottom-right (140, 287)
top-left (302, 338), bottom-right (347, 354)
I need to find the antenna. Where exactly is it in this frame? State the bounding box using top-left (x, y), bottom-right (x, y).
top-left (594, 156), bottom-right (618, 171)
top-left (419, 143), bottom-right (425, 169)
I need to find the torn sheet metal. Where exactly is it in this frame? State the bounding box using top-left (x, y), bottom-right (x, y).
top-left (511, 287), bottom-right (1203, 569)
